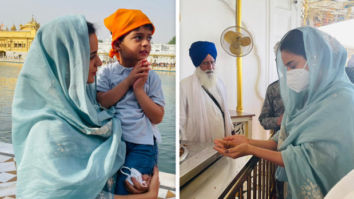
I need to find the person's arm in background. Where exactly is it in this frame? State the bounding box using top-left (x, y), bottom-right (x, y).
top-left (258, 84), bottom-right (281, 130)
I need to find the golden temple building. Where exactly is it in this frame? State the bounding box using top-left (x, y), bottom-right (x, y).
top-left (0, 17), bottom-right (39, 60)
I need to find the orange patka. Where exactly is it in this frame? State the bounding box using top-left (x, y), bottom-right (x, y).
top-left (104, 9), bottom-right (155, 59)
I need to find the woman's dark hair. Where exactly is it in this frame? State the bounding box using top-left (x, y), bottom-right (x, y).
top-left (86, 21), bottom-right (96, 35)
top-left (280, 29), bottom-right (307, 59)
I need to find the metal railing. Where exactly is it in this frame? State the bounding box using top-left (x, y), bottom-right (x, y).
top-left (219, 156), bottom-right (277, 199)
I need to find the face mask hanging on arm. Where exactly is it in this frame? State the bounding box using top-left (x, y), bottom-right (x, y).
top-left (120, 166), bottom-right (147, 187)
top-left (286, 62), bottom-right (309, 93)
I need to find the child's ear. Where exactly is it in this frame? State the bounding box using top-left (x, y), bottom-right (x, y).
top-left (113, 41), bottom-right (121, 51)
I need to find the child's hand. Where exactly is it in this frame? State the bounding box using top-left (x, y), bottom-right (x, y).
top-left (133, 60), bottom-right (150, 91)
top-left (133, 75), bottom-right (148, 91)
top-left (127, 60), bottom-right (150, 86)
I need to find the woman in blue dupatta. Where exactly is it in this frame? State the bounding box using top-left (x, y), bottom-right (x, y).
top-left (12, 15), bottom-right (159, 199)
top-left (214, 26), bottom-right (354, 198)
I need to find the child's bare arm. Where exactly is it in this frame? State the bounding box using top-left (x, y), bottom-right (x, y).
top-left (133, 72), bottom-right (164, 124)
top-left (97, 79), bottom-right (130, 108)
top-left (97, 61), bottom-right (149, 108)
top-left (134, 88), bottom-right (164, 124)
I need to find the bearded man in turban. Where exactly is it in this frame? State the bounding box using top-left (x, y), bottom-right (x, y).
top-left (180, 41), bottom-right (233, 143)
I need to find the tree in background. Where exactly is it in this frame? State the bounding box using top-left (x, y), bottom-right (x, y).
top-left (168, 36), bottom-right (175, 44)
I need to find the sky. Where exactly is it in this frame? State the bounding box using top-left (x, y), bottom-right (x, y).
top-left (0, 0), bottom-right (176, 43)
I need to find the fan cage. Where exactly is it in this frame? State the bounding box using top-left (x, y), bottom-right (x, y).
top-left (220, 26), bottom-right (254, 57)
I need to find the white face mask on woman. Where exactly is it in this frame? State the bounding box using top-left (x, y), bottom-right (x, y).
top-left (286, 62), bottom-right (309, 93)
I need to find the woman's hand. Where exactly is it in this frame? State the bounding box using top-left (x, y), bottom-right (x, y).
top-left (216, 143), bottom-right (251, 159)
top-left (214, 135), bottom-right (251, 159)
top-left (146, 166), bottom-right (160, 198)
top-left (125, 174), bottom-right (151, 194)
top-left (214, 135), bottom-right (249, 150)
top-left (214, 139), bottom-right (234, 151)
top-left (223, 134), bottom-right (249, 146)
top-left (124, 166), bottom-right (159, 198)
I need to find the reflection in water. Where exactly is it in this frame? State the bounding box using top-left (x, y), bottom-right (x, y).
top-left (0, 63), bottom-right (175, 173)
top-left (156, 71), bottom-right (176, 173)
top-left (0, 63), bottom-right (21, 143)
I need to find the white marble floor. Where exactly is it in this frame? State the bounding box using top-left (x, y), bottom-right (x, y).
top-left (0, 142), bottom-right (16, 199)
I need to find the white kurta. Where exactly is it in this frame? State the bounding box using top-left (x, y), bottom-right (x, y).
top-left (180, 72), bottom-right (233, 142)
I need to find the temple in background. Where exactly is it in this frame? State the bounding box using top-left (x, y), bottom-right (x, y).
top-left (0, 17), bottom-right (39, 61)
top-left (98, 41), bottom-right (176, 72)
top-left (0, 17), bottom-right (175, 71)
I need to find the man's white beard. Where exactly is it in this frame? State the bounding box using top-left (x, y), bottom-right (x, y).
top-left (196, 67), bottom-right (216, 89)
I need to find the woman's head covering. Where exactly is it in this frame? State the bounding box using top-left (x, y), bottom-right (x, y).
top-left (189, 41), bottom-right (217, 67)
top-left (274, 26), bottom-right (354, 198)
top-left (12, 15), bottom-right (125, 198)
top-left (104, 8), bottom-right (155, 60)
top-left (277, 27), bottom-right (350, 117)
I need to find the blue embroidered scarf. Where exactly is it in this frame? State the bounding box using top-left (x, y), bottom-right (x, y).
top-left (275, 27), bottom-right (354, 198)
top-left (12, 15), bottom-right (125, 199)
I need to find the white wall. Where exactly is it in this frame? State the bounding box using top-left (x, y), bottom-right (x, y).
top-left (179, 0), bottom-right (301, 139)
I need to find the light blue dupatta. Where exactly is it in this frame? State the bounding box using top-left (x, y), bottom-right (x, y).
top-left (275, 27), bottom-right (354, 198)
top-left (12, 15), bottom-right (125, 199)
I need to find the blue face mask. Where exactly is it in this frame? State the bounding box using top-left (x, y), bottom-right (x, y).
top-left (286, 62), bottom-right (309, 93)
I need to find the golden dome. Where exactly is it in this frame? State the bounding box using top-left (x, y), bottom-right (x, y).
top-left (11, 25), bottom-right (16, 31)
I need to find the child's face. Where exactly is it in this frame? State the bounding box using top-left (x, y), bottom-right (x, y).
top-left (116, 26), bottom-right (152, 63)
